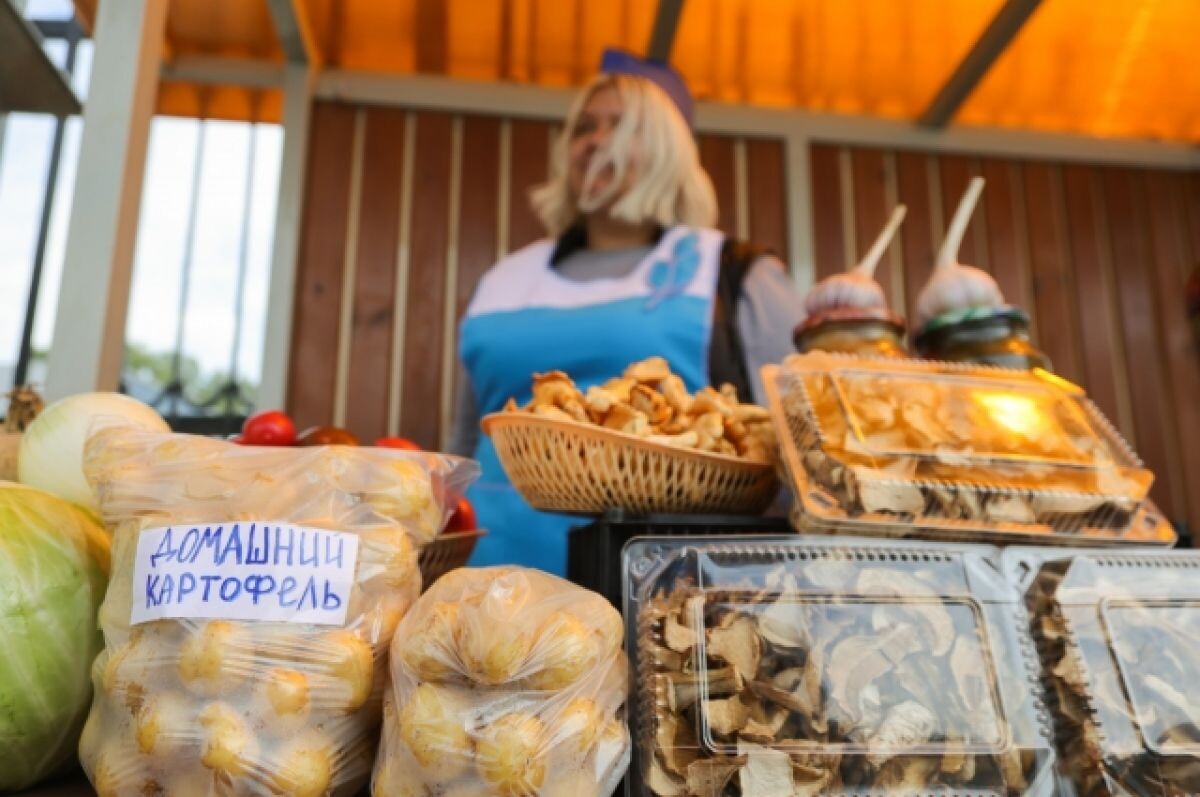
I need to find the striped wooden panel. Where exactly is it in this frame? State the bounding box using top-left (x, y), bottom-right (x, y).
top-left (697, 134), bottom-right (737, 240)
top-left (850, 148), bottom-right (891, 303)
top-left (1022, 162), bottom-right (1083, 382)
top-left (289, 103), bottom-right (356, 430)
top-left (894, 150), bottom-right (934, 326)
top-left (745, 137), bottom-right (789, 261)
top-left (343, 108), bottom-right (406, 444)
top-left (979, 158), bottom-right (1035, 334)
top-left (399, 112), bottom-right (454, 450)
top-left (1059, 164), bottom-right (1129, 433)
top-left (506, 118), bottom-right (551, 252)
top-left (291, 102), bottom-right (790, 459)
top-left (450, 115), bottom-right (504, 432)
top-left (1143, 169), bottom-right (1200, 535)
top-left (1101, 167), bottom-right (1181, 522)
top-left (809, 143), bottom-right (845, 282)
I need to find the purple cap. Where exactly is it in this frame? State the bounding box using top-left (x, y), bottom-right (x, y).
top-left (600, 47), bottom-right (694, 126)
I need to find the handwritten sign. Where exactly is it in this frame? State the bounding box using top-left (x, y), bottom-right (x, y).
top-left (130, 521), bottom-right (359, 627)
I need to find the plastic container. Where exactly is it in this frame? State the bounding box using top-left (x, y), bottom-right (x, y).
top-left (794, 307), bottom-right (909, 358)
top-left (763, 352), bottom-right (1175, 547)
top-left (623, 535), bottom-right (1059, 796)
top-left (567, 510), bottom-right (790, 608)
top-left (1003, 547), bottom-right (1200, 797)
top-left (913, 306), bottom-right (1049, 371)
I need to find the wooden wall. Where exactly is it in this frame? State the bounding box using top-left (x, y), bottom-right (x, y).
top-left (287, 100), bottom-right (1199, 537)
top-left (811, 143), bottom-right (1200, 537)
top-left (287, 101), bottom-right (789, 450)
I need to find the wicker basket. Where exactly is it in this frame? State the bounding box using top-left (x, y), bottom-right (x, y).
top-left (418, 529), bottom-right (485, 589)
top-left (482, 413), bottom-right (779, 515)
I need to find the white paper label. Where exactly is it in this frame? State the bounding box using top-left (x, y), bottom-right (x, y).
top-left (130, 521), bottom-right (359, 627)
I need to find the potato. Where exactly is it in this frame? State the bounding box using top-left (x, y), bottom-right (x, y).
top-left (399, 684), bottom-right (473, 779)
top-left (198, 702), bottom-right (256, 777)
top-left (265, 668), bottom-right (310, 717)
top-left (476, 712), bottom-right (547, 795)
top-left (270, 735), bottom-right (335, 797)
top-left (526, 612), bottom-right (599, 690)
top-left (178, 621), bottom-right (252, 697)
top-left (321, 630), bottom-right (376, 710)
top-left (402, 602), bottom-right (461, 682)
top-left (135, 691), bottom-right (194, 757)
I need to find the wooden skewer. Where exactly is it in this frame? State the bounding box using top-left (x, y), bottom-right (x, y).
top-left (935, 176), bottom-right (985, 272)
top-left (852, 205), bottom-right (907, 277)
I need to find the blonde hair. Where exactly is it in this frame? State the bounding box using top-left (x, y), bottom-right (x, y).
top-left (531, 74), bottom-right (718, 237)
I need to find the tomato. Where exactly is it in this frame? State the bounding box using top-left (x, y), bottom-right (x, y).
top-left (242, 410), bottom-right (296, 446)
top-left (444, 497), bottom-right (478, 534)
top-left (297, 426), bottom-right (360, 446)
top-left (375, 436), bottom-right (421, 451)
top-left (228, 434), bottom-right (246, 444)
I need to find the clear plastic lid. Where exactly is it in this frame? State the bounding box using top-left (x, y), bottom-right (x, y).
top-left (624, 536), bottom-right (1058, 796)
top-left (764, 353), bottom-right (1173, 547)
top-left (1003, 548), bottom-right (1200, 796)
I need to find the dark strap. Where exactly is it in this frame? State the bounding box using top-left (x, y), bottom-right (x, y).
top-left (709, 238), bottom-right (766, 402)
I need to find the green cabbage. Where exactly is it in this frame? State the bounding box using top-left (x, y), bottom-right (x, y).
top-left (0, 481), bottom-right (108, 791)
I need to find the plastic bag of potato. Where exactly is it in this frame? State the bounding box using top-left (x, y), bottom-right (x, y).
top-left (77, 427), bottom-right (478, 797)
top-left (376, 567), bottom-right (630, 797)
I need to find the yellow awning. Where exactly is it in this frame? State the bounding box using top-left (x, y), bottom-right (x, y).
top-left (71, 0), bottom-right (1200, 142)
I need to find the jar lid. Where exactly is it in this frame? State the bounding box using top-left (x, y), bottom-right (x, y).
top-left (914, 304), bottom-right (1030, 342)
top-left (794, 306), bottom-right (906, 339)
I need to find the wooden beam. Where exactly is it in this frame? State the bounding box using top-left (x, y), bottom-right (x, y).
top-left (266, 0), bottom-right (319, 66)
top-left (918, 0), bottom-right (1042, 129)
top-left (45, 0), bottom-right (167, 398)
top-left (646, 0), bottom-right (685, 62)
top-left (257, 64), bottom-right (315, 410)
top-left (0, 0), bottom-right (80, 114)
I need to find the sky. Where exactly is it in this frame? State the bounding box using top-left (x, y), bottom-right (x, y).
top-left (0, 0), bottom-right (283, 397)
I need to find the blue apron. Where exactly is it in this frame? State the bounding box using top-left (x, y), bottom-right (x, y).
top-left (459, 226), bottom-right (725, 575)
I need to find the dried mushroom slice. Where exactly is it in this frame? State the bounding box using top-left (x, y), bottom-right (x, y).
top-left (737, 742), bottom-right (792, 797)
top-left (705, 616), bottom-right (762, 681)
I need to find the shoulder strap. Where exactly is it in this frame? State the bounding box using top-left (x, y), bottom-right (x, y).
top-left (708, 238), bottom-right (765, 402)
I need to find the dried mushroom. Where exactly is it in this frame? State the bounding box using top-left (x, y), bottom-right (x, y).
top-left (1029, 559), bottom-right (1200, 797)
top-left (504, 359), bottom-right (775, 463)
top-left (642, 563), bottom-right (1036, 796)
top-left (778, 357), bottom-right (1147, 532)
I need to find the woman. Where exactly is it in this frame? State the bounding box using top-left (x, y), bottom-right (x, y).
top-left (451, 54), bottom-right (805, 575)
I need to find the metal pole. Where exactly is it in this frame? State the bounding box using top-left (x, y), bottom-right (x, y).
top-left (646, 0), bottom-right (685, 62)
top-left (918, 0), bottom-right (1043, 128)
top-left (225, 122), bottom-right (257, 411)
top-left (14, 23), bottom-right (80, 388)
top-left (166, 121), bottom-right (207, 417)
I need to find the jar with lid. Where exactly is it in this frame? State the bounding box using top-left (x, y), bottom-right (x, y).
top-left (793, 307), bottom-right (908, 358)
top-left (913, 306), bottom-right (1049, 369)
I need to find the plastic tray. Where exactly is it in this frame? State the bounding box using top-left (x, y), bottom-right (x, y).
top-left (623, 535), bottom-right (1058, 796)
top-left (567, 510), bottom-right (791, 608)
top-left (763, 353), bottom-right (1174, 547)
top-left (1002, 547), bottom-right (1200, 797)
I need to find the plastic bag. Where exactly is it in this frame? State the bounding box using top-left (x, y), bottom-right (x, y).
top-left (375, 566), bottom-right (631, 797)
top-left (77, 427), bottom-right (478, 797)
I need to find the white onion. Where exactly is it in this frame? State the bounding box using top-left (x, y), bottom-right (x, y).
top-left (17, 392), bottom-right (168, 513)
top-left (806, 205), bottom-right (906, 315)
top-left (916, 177), bottom-right (1004, 326)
